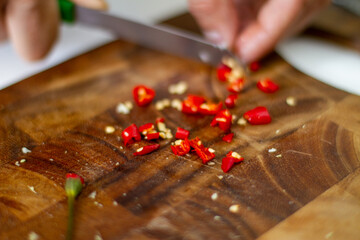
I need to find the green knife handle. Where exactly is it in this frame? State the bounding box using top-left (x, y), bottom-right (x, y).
top-left (58, 0), bottom-right (75, 23)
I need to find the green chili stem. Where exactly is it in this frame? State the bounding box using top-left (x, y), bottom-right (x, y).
top-left (66, 196), bottom-right (75, 240)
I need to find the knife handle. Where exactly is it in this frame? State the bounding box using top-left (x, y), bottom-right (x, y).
top-left (58, 0), bottom-right (75, 23)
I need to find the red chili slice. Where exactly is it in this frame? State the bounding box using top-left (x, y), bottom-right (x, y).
top-left (138, 123), bottom-right (155, 135)
top-left (210, 109), bottom-right (232, 131)
top-left (194, 147), bottom-right (215, 164)
top-left (155, 117), bottom-right (165, 124)
top-left (188, 137), bottom-right (215, 164)
top-left (189, 137), bottom-right (202, 150)
top-left (221, 157), bottom-right (243, 172)
top-left (257, 78), bottom-right (279, 93)
top-left (249, 61), bottom-right (260, 72)
top-left (224, 94), bottom-right (238, 108)
top-left (133, 144), bottom-right (160, 156)
top-left (181, 95), bottom-right (206, 114)
top-left (171, 139), bottom-right (191, 156)
top-left (221, 151), bottom-right (244, 172)
top-left (243, 106), bottom-right (271, 125)
top-left (145, 132), bottom-right (160, 140)
top-left (133, 85), bottom-right (155, 107)
top-left (222, 133), bottom-right (234, 143)
top-left (216, 63), bottom-right (232, 82)
top-left (175, 127), bottom-right (190, 139)
top-left (122, 124), bottom-right (141, 145)
top-left (199, 102), bottom-right (223, 115)
top-left (228, 78), bottom-right (245, 93)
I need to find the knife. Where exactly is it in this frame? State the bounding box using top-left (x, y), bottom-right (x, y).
top-left (57, 0), bottom-right (240, 67)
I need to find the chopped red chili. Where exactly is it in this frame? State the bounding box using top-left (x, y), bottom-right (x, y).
top-left (210, 109), bottom-right (232, 131)
top-left (195, 146), bottom-right (215, 164)
top-left (171, 139), bottom-right (191, 156)
top-left (199, 102), bottom-right (223, 115)
top-left (249, 61), bottom-right (260, 72)
top-left (257, 78), bottom-right (279, 93)
top-left (222, 133), bottom-right (234, 143)
top-left (138, 123), bottom-right (155, 135)
top-left (175, 127), bottom-right (190, 139)
top-left (133, 144), bottom-right (160, 156)
top-left (156, 117), bottom-right (165, 124)
top-left (189, 137), bottom-right (202, 150)
top-left (224, 94), bottom-right (238, 108)
top-left (133, 85), bottom-right (155, 107)
top-left (122, 124), bottom-right (141, 145)
top-left (221, 151), bottom-right (244, 172)
top-left (243, 106), bottom-right (271, 125)
top-left (188, 137), bottom-right (215, 164)
top-left (216, 63), bottom-right (232, 82)
top-left (181, 95), bottom-right (206, 114)
top-left (227, 78), bottom-right (244, 93)
top-left (145, 132), bottom-right (160, 140)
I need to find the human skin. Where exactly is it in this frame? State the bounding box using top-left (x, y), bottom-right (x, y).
top-left (188, 0), bottom-right (331, 63)
top-left (0, 0), bottom-right (107, 61)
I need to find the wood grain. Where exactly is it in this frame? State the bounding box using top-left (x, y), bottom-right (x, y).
top-left (0, 5), bottom-right (360, 240)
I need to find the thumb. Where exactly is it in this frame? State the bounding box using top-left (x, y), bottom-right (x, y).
top-left (188, 0), bottom-right (239, 49)
top-left (71, 0), bottom-right (108, 10)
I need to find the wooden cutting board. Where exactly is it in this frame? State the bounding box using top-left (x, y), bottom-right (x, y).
top-left (1, 5), bottom-right (360, 240)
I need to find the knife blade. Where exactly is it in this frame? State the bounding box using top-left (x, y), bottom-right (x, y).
top-left (60, 2), bottom-right (239, 67)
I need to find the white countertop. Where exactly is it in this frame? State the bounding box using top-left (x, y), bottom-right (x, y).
top-left (0, 0), bottom-right (359, 95)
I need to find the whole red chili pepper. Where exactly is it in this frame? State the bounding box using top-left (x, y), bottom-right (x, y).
top-left (257, 78), bottom-right (279, 93)
top-left (199, 102), bottom-right (223, 115)
top-left (122, 124), bottom-right (141, 145)
top-left (224, 94), bottom-right (238, 108)
top-left (133, 85), bottom-right (155, 107)
top-left (221, 151), bottom-right (244, 173)
top-left (175, 127), bottom-right (190, 139)
top-left (249, 61), bottom-right (260, 72)
top-left (133, 144), bottom-right (160, 156)
top-left (222, 133), bottom-right (234, 143)
top-left (181, 95), bottom-right (206, 114)
top-left (171, 139), bottom-right (191, 156)
top-left (210, 109), bottom-right (232, 131)
top-left (227, 78), bottom-right (245, 93)
top-left (243, 106), bottom-right (271, 125)
top-left (216, 63), bottom-right (232, 82)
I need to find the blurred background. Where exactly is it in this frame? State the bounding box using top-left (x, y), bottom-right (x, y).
top-left (0, 0), bottom-right (359, 94)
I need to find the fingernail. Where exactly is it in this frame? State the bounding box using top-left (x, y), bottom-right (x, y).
top-left (204, 31), bottom-right (228, 49)
top-left (85, 0), bottom-right (108, 11)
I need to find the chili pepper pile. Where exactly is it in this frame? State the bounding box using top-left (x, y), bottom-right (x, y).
top-left (121, 58), bottom-right (279, 173)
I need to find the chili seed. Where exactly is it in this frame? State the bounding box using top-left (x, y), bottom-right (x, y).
top-left (105, 126), bottom-right (115, 134)
top-left (229, 204), bottom-right (240, 213)
top-left (286, 96), bottom-right (297, 106)
top-left (211, 193), bottom-right (218, 201)
top-left (237, 117), bottom-right (247, 126)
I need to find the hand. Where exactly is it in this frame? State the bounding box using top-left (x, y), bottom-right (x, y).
top-left (188, 0), bottom-right (330, 63)
top-left (0, 0), bottom-right (107, 61)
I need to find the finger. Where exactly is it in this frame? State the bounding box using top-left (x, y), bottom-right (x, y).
top-left (71, 0), bottom-right (107, 10)
top-left (188, 0), bottom-right (239, 49)
top-left (235, 0), bottom-right (330, 63)
top-left (6, 0), bottom-right (59, 61)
